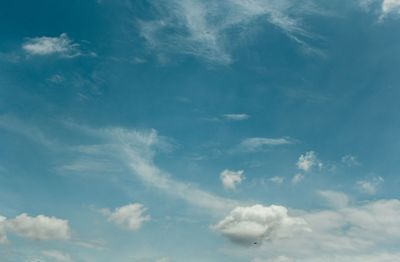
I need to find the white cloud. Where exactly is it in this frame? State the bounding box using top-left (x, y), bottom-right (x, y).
top-left (317, 190), bottom-right (350, 209)
top-left (6, 213), bottom-right (70, 241)
top-left (222, 114), bottom-right (250, 121)
top-left (359, 0), bottom-right (400, 19)
top-left (382, 0), bottom-right (400, 15)
top-left (42, 250), bottom-right (73, 262)
top-left (102, 203), bottom-right (150, 231)
top-left (213, 204), bottom-right (310, 245)
top-left (253, 256), bottom-right (294, 262)
top-left (296, 151), bottom-right (322, 172)
top-left (238, 137), bottom-right (292, 152)
top-left (138, 0), bottom-right (320, 64)
top-left (341, 154), bottom-right (360, 167)
top-left (269, 176), bottom-right (284, 185)
top-left (0, 213), bottom-right (70, 244)
top-left (240, 199), bottom-right (400, 260)
top-left (220, 169), bottom-right (245, 190)
top-left (357, 176), bottom-right (384, 195)
top-left (291, 173), bottom-right (304, 184)
top-left (0, 216), bottom-right (7, 244)
top-left (22, 33), bottom-right (80, 57)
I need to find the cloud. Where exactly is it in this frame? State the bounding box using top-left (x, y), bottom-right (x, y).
top-left (291, 173), bottom-right (304, 184)
top-left (238, 137), bottom-right (292, 152)
top-left (102, 203), bottom-right (150, 231)
top-left (253, 257), bottom-right (293, 262)
top-left (22, 33), bottom-right (80, 57)
top-left (220, 169), bottom-right (245, 190)
top-left (222, 114), bottom-right (250, 121)
top-left (269, 176), bottom-right (284, 185)
top-left (359, 0), bottom-right (400, 19)
top-left (317, 190), bottom-right (350, 209)
top-left (0, 213), bottom-right (70, 243)
top-left (64, 124), bottom-right (240, 214)
top-left (356, 176), bottom-right (384, 195)
top-left (0, 216), bottom-right (7, 244)
top-left (137, 0), bottom-right (320, 64)
top-left (213, 204), bottom-right (310, 246)
top-left (341, 154), bottom-right (360, 167)
top-left (42, 250), bottom-right (73, 262)
top-left (296, 151), bottom-right (322, 172)
top-left (243, 199), bottom-right (400, 260)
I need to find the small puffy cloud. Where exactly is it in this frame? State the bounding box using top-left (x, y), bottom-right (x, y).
top-left (42, 250), bottom-right (73, 262)
top-left (341, 154), bottom-right (360, 166)
top-left (6, 213), bottom-right (70, 241)
top-left (317, 190), bottom-right (350, 209)
top-left (269, 176), bottom-right (284, 185)
top-left (238, 138), bottom-right (292, 152)
top-left (296, 151), bottom-right (322, 172)
top-left (291, 173), bottom-right (304, 185)
top-left (222, 114), bottom-right (250, 121)
top-left (22, 33), bottom-right (80, 57)
top-left (357, 176), bottom-right (384, 195)
top-left (102, 203), bottom-right (150, 231)
top-left (213, 204), bottom-right (310, 246)
top-left (220, 169), bottom-right (245, 190)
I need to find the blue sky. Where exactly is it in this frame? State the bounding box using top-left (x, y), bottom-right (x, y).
top-left (1, 0), bottom-right (400, 261)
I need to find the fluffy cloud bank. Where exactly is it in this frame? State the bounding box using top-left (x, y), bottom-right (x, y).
top-left (239, 197), bottom-right (400, 261)
top-left (0, 213), bottom-right (70, 243)
top-left (102, 203), bottom-right (150, 231)
top-left (213, 204), bottom-right (310, 245)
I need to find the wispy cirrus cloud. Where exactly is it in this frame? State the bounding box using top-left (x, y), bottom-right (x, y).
top-left (137, 0), bottom-right (321, 64)
top-left (237, 137), bottom-right (293, 152)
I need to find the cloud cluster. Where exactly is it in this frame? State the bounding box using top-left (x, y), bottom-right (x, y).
top-left (102, 203), bottom-right (150, 231)
top-left (220, 169), bottom-right (245, 190)
top-left (357, 176), bottom-right (384, 195)
top-left (22, 33), bottom-right (80, 57)
top-left (296, 151), bottom-right (321, 172)
top-left (213, 204), bottom-right (310, 245)
top-left (0, 213), bottom-right (70, 243)
top-left (242, 197), bottom-right (400, 261)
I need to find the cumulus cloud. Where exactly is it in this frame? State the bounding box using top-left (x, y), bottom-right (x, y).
top-left (291, 173), bottom-right (304, 184)
top-left (238, 137), bottom-right (292, 152)
top-left (359, 0), bottom-right (400, 19)
top-left (0, 213), bottom-right (70, 243)
top-left (213, 204), bottom-right (310, 245)
top-left (357, 176), bottom-right (384, 195)
top-left (222, 114), bottom-right (250, 121)
top-left (102, 203), bottom-right (150, 231)
top-left (220, 169), bottom-right (245, 190)
top-left (22, 33), bottom-right (80, 57)
top-left (317, 190), bottom-right (350, 209)
top-left (296, 151), bottom-right (322, 172)
top-left (138, 0), bottom-right (320, 64)
top-left (6, 213), bottom-right (70, 241)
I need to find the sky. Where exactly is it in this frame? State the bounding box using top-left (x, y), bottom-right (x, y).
top-left (1, 0), bottom-right (400, 261)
